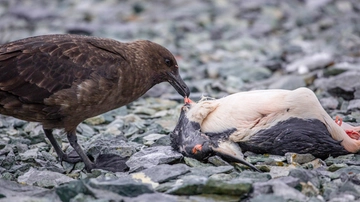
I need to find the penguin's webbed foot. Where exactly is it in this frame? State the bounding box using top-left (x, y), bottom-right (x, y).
top-left (335, 116), bottom-right (360, 140)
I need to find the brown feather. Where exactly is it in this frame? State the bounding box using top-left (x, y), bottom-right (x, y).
top-left (0, 34), bottom-right (189, 132)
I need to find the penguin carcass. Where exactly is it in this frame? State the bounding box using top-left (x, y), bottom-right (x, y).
top-left (171, 88), bottom-right (360, 170)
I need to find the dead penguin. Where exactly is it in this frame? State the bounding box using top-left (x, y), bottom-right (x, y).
top-left (0, 34), bottom-right (190, 172)
top-left (171, 88), bottom-right (360, 170)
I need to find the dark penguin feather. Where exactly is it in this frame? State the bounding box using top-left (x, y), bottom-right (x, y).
top-left (238, 117), bottom-right (349, 159)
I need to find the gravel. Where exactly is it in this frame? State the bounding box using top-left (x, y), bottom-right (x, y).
top-left (1, 0), bottom-right (360, 201)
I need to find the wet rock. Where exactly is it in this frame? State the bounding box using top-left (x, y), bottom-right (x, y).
top-left (18, 167), bottom-right (75, 188)
top-left (126, 146), bottom-right (182, 172)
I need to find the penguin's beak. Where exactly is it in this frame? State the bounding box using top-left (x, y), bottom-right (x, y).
top-left (211, 141), bottom-right (261, 172)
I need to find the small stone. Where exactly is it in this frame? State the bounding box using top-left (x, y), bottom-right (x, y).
top-left (320, 97), bottom-right (339, 110)
top-left (269, 165), bottom-right (297, 178)
top-left (88, 175), bottom-right (154, 197)
top-left (127, 193), bottom-right (180, 202)
top-left (250, 194), bottom-right (287, 202)
top-left (126, 146), bottom-right (183, 172)
top-left (143, 133), bottom-right (167, 146)
top-left (302, 159), bottom-right (326, 170)
top-left (84, 115), bottom-right (106, 125)
top-left (133, 107), bottom-right (157, 116)
top-left (286, 153), bottom-right (316, 164)
top-left (202, 178), bottom-right (252, 196)
top-left (132, 164), bottom-right (190, 183)
top-left (190, 166), bottom-right (234, 177)
top-left (268, 75), bottom-right (306, 90)
top-left (0, 178), bottom-right (49, 199)
top-left (286, 53), bottom-right (333, 74)
top-left (288, 169), bottom-right (321, 189)
top-left (208, 173), bottom-right (234, 181)
top-left (184, 157), bottom-right (211, 167)
top-left (301, 183), bottom-right (320, 198)
top-left (77, 123), bottom-right (96, 137)
top-left (208, 156), bottom-right (231, 166)
top-left (237, 171), bottom-right (272, 183)
top-left (55, 180), bottom-right (91, 202)
top-left (165, 175), bottom-right (207, 195)
top-left (19, 148), bottom-right (38, 161)
top-left (328, 163), bottom-right (348, 172)
top-left (348, 99), bottom-right (360, 111)
top-left (325, 154), bottom-right (356, 166)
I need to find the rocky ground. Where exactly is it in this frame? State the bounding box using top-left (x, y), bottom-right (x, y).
top-left (1, 0), bottom-right (360, 201)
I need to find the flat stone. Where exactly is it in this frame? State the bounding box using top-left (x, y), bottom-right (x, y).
top-left (268, 75), bottom-right (306, 90)
top-left (320, 97), bottom-right (339, 110)
top-left (288, 168), bottom-right (321, 189)
top-left (207, 156), bottom-right (231, 166)
top-left (202, 178), bottom-right (252, 196)
top-left (269, 165), bottom-right (297, 178)
top-left (184, 157), bottom-right (212, 167)
top-left (285, 153), bottom-right (316, 164)
top-left (0, 178), bottom-right (50, 199)
top-left (165, 175), bottom-right (208, 195)
top-left (132, 164), bottom-right (190, 183)
top-left (348, 99), bottom-right (360, 111)
top-left (18, 167), bottom-right (75, 188)
top-left (250, 194), bottom-right (287, 202)
top-left (286, 53), bottom-right (333, 74)
top-left (237, 171), bottom-right (272, 183)
top-left (126, 146), bottom-right (182, 172)
top-left (84, 115), bottom-right (106, 125)
top-left (19, 148), bottom-right (38, 161)
top-left (328, 163), bottom-right (348, 172)
top-left (143, 133), bottom-right (167, 146)
top-left (126, 193), bottom-right (180, 202)
top-left (189, 165), bottom-right (234, 177)
top-left (88, 175), bottom-right (154, 197)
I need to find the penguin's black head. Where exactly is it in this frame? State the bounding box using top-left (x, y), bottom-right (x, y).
top-left (170, 103), bottom-right (214, 161)
top-left (170, 102), bottom-right (261, 172)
